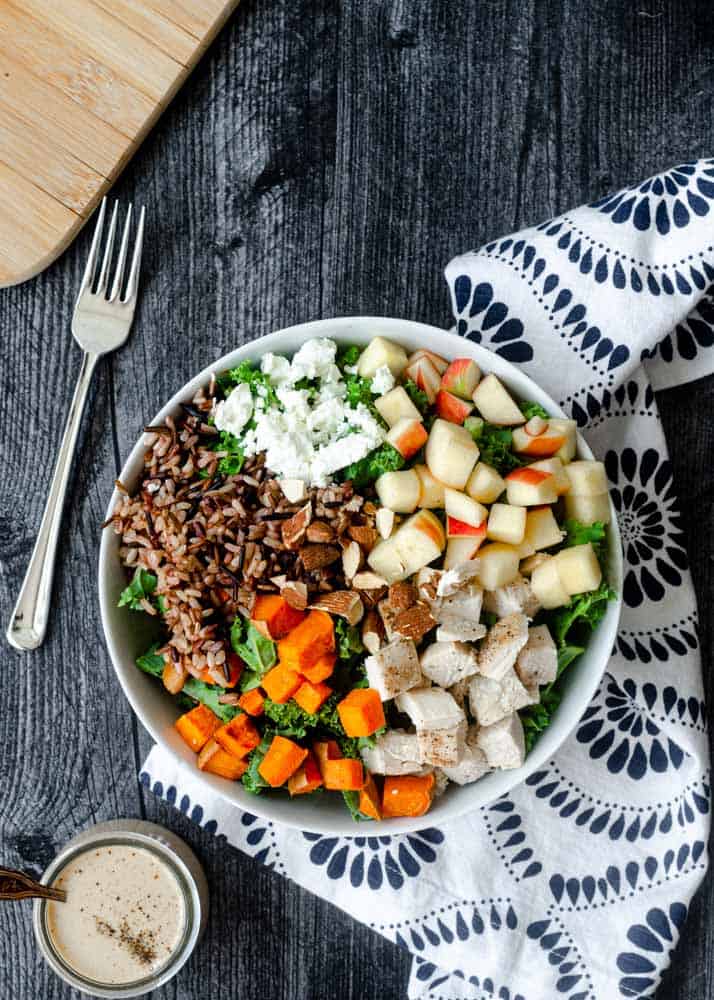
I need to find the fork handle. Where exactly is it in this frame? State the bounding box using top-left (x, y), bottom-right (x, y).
top-left (7, 351), bottom-right (99, 651)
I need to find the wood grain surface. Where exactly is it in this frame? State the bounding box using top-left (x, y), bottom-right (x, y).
top-left (0, 2), bottom-right (712, 998)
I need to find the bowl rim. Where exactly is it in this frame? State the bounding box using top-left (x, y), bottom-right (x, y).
top-left (99, 316), bottom-right (623, 836)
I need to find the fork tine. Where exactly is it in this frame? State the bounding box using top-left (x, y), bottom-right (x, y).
top-left (79, 198), bottom-right (106, 293)
top-left (123, 205), bottom-right (145, 305)
top-left (95, 200), bottom-right (119, 296)
top-left (109, 204), bottom-right (132, 303)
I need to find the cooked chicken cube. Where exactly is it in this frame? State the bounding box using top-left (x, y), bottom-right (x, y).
top-left (441, 726), bottom-right (490, 785)
top-left (477, 612), bottom-right (529, 681)
top-left (516, 624), bottom-right (558, 687)
top-left (436, 561), bottom-right (480, 597)
top-left (415, 566), bottom-right (442, 604)
top-left (365, 638), bottom-right (422, 700)
top-left (418, 721), bottom-right (467, 767)
top-left (361, 729), bottom-right (423, 775)
top-left (420, 640), bottom-right (480, 688)
top-left (468, 669), bottom-right (538, 727)
top-left (395, 687), bottom-right (465, 730)
top-left (482, 575), bottom-right (541, 619)
top-left (476, 713), bottom-right (526, 770)
top-left (435, 622), bottom-right (488, 643)
top-left (433, 583), bottom-right (484, 628)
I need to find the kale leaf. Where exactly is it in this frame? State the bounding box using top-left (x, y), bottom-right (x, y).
top-left (562, 519), bottom-right (607, 562)
top-left (241, 733), bottom-right (273, 794)
top-left (403, 379), bottom-right (430, 416)
top-left (519, 400), bottom-right (550, 421)
top-left (341, 789), bottom-right (371, 822)
top-left (135, 643), bottom-right (165, 677)
top-left (231, 618), bottom-right (276, 689)
top-left (213, 430), bottom-right (245, 476)
top-left (336, 344), bottom-right (361, 371)
top-left (464, 419), bottom-right (522, 474)
top-left (218, 360), bottom-right (279, 407)
top-left (118, 568), bottom-right (158, 611)
top-left (520, 686), bottom-right (562, 754)
top-left (340, 442), bottom-right (405, 489)
top-left (548, 581), bottom-right (617, 648)
top-left (181, 678), bottom-right (240, 722)
top-left (335, 618), bottom-right (364, 661)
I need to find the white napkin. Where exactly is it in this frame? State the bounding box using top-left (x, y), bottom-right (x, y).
top-left (143, 159), bottom-right (712, 999)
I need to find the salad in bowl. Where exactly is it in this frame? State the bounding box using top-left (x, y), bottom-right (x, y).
top-left (101, 321), bottom-right (619, 827)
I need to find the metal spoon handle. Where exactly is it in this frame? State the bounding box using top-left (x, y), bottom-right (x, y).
top-left (0, 867), bottom-right (66, 902)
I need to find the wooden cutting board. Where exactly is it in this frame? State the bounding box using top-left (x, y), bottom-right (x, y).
top-left (0, 0), bottom-right (239, 287)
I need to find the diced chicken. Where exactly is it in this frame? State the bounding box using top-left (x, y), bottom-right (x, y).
top-left (365, 638), bottom-right (422, 700)
top-left (420, 641), bottom-right (480, 688)
top-left (436, 622), bottom-right (487, 643)
top-left (433, 583), bottom-right (484, 628)
top-left (516, 624), bottom-right (558, 687)
top-left (415, 566), bottom-right (442, 605)
top-left (476, 712), bottom-right (526, 770)
top-left (418, 721), bottom-right (467, 767)
top-left (441, 726), bottom-right (490, 785)
top-left (468, 669), bottom-right (538, 727)
top-left (477, 612), bottom-right (529, 681)
top-left (436, 561), bottom-right (480, 597)
top-left (482, 574), bottom-right (540, 619)
top-left (396, 687), bottom-right (465, 730)
top-left (361, 729), bottom-right (423, 775)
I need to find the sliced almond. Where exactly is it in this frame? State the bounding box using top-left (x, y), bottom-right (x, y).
top-left (348, 523), bottom-right (378, 550)
top-left (310, 590), bottom-right (364, 625)
top-left (362, 608), bottom-right (385, 653)
top-left (306, 520), bottom-right (336, 543)
top-left (281, 502), bottom-right (312, 550)
top-left (388, 581), bottom-right (417, 611)
top-left (342, 540), bottom-right (363, 580)
top-left (281, 580), bottom-right (309, 610)
top-left (270, 574), bottom-right (288, 590)
top-left (280, 478), bottom-right (307, 503)
top-left (299, 543), bottom-right (341, 571)
top-left (360, 586), bottom-right (388, 608)
top-left (376, 507), bottom-right (396, 539)
top-left (392, 602), bottom-right (437, 642)
top-left (251, 619), bottom-right (273, 640)
top-left (352, 570), bottom-right (389, 590)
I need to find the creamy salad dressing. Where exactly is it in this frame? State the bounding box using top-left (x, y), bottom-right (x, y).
top-left (46, 844), bottom-right (186, 986)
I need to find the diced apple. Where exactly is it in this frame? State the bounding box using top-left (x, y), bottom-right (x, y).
top-left (376, 507), bottom-right (396, 539)
top-left (548, 418), bottom-right (577, 463)
top-left (375, 386), bottom-right (422, 427)
top-left (554, 543), bottom-right (603, 596)
top-left (404, 356), bottom-right (441, 403)
top-left (440, 358), bottom-right (481, 399)
top-left (436, 389), bottom-right (473, 424)
top-left (466, 462), bottom-right (505, 504)
top-left (407, 348), bottom-right (448, 375)
top-left (425, 419), bottom-right (480, 489)
top-left (444, 488), bottom-right (488, 527)
top-left (386, 418), bottom-right (428, 460)
top-left (520, 552), bottom-right (551, 576)
top-left (504, 468), bottom-right (559, 506)
top-left (472, 374), bottom-right (525, 426)
top-left (476, 543), bottom-right (521, 590)
top-left (512, 424), bottom-right (567, 457)
top-left (530, 558), bottom-right (570, 609)
top-left (357, 336), bottom-right (408, 378)
top-left (529, 458), bottom-right (570, 495)
top-left (444, 535), bottom-right (486, 569)
top-left (564, 460), bottom-right (608, 496)
top-left (523, 506), bottom-right (564, 551)
top-left (393, 510), bottom-right (446, 576)
top-left (375, 469), bottom-right (421, 513)
top-left (487, 503), bottom-right (526, 545)
top-left (415, 464), bottom-right (445, 508)
top-left (564, 493), bottom-right (611, 526)
top-left (367, 536), bottom-right (408, 584)
top-left (447, 517), bottom-right (488, 540)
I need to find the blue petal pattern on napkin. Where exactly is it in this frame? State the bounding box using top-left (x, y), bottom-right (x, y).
top-left (142, 160), bottom-right (711, 1000)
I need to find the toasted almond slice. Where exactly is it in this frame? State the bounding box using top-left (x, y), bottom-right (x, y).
top-left (282, 580), bottom-right (309, 610)
top-left (392, 602), bottom-right (437, 642)
top-left (362, 608), bottom-right (386, 653)
top-left (342, 540), bottom-right (363, 580)
top-left (310, 590), bottom-right (365, 625)
top-left (353, 570), bottom-right (389, 590)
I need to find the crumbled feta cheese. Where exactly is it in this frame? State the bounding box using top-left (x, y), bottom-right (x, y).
top-left (213, 383), bottom-right (253, 437)
top-left (261, 353), bottom-right (291, 383)
top-left (289, 338), bottom-right (338, 382)
top-left (371, 364), bottom-right (395, 396)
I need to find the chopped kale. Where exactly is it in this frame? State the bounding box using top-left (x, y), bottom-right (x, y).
top-left (519, 400), bottom-right (550, 421)
top-left (241, 733), bottom-right (273, 794)
top-left (520, 686), bottom-right (562, 754)
top-left (403, 379), bottom-right (429, 416)
top-left (336, 344), bottom-right (361, 371)
top-left (335, 618), bottom-right (364, 662)
top-left (548, 580), bottom-right (617, 649)
top-left (464, 420), bottom-right (523, 474)
top-left (118, 568), bottom-right (158, 611)
top-left (217, 360), bottom-right (279, 407)
top-left (135, 643), bottom-right (165, 677)
top-left (181, 677), bottom-right (240, 722)
top-left (562, 519), bottom-right (607, 562)
top-left (341, 789), bottom-right (371, 822)
top-left (213, 430), bottom-right (245, 476)
top-left (340, 442), bottom-right (405, 489)
top-left (231, 618), bottom-right (276, 689)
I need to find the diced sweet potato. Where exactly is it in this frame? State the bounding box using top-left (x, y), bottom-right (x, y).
top-left (301, 651), bottom-right (337, 684)
top-left (322, 758), bottom-right (364, 791)
top-left (262, 664), bottom-right (303, 704)
top-left (175, 703), bottom-right (220, 753)
top-left (359, 774), bottom-right (382, 820)
top-left (197, 739), bottom-right (248, 779)
top-left (313, 740), bottom-right (342, 771)
top-left (277, 611), bottom-right (335, 672)
top-left (382, 773), bottom-right (435, 817)
top-left (287, 752), bottom-right (323, 796)
top-left (337, 688), bottom-right (386, 737)
top-left (214, 714), bottom-right (261, 758)
top-left (293, 680), bottom-right (332, 715)
top-left (238, 688), bottom-right (265, 716)
top-left (251, 595), bottom-right (306, 638)
top-left (258, 735), bottom-right (308, 787)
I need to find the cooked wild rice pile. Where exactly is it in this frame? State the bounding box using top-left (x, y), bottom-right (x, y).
top-left (109, 384), bottom-right (377, 685)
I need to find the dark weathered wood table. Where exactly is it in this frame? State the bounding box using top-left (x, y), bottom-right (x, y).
top-left (1, 3), bottom-right (712, 997)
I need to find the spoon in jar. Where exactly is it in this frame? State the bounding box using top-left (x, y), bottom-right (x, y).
top-left (0, 867), bottom-right (66, 902)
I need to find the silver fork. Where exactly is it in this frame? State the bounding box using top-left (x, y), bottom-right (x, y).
top-left (7, 199), bottom-right (145, 651)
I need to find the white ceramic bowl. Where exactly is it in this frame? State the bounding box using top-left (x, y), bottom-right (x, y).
top-left (99, 317), bottom-right (622, 835)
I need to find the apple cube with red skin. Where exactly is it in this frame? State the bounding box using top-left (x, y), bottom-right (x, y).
top-left (505, 467), bottom-right (559, 506)
top-left (487, 503), bottom-right (526, 545)
top-left (386, 417), bottom-right (428, 459)
top-left (415, 464), bottom-right (445, 508)
top-left (554, 543), bottom-right (602, 596)
top-left (407, 348), bottom-right (448, 375)
top-left (367, 536), bottom-right (406, 583)
top-left (529, 458), bottom-right (570, 495)
top-left (530, 557), bottom-right (570, 608)
top-left (393, 510), bottom-right (446, 577)
top-left (564, 493), bottom-right (611, 525)
top-left (548, 418), bottom-right (577, 463)
top-left (523, 506), bottom-right (564, 550)
top-left (435, 389), bottom-right (473, 425)
top-left (466, 462), bottom-right (505, 504)
top-left (512, 424), bottom-right (566, 457)
top-left (476, 543), bottom-right (521, 590)
top-left (375, 468), bottom-right (421, 513)
top-left (425, 419), bottom-right (480, 489)
top-left (472, 374), bottom-right (525, 426)
top-left (440, 358), bottom-right (481, 399)
top-left (404, 356), bottom-right (441, 403)
top-left (447, 516), bottom-right (488, 540)
top-left (444, 535), bottom-right (487, 569)
top-left (563, 460), bottom-right (608, 496)
top-left (357, 336), bottom-right (408, 378)
top-left (444, 488), bottom-right (488, 527)
top-left (375, 386), bottom-right (422, 427)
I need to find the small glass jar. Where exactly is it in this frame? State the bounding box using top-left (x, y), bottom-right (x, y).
top-left (33, 820), bottom-right (208, 998)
